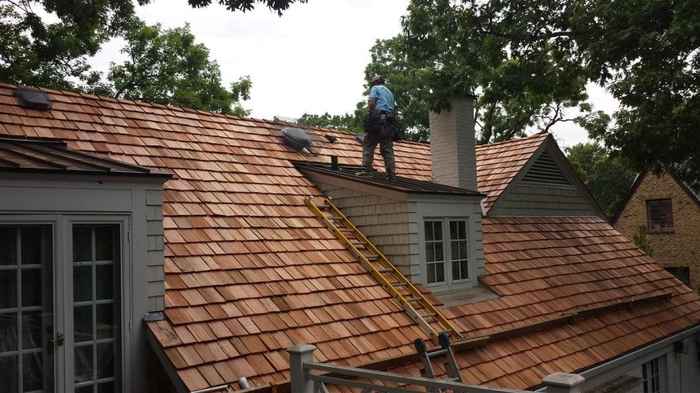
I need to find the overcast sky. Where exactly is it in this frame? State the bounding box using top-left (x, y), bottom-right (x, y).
top-left (90, 0), bottom-right (619, 148)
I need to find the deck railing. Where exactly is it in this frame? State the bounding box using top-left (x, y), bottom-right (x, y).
top-left (288, 345), bottom-right (585, 393)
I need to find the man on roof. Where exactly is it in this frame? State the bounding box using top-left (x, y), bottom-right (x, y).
top-left (361, 75), bottom-right (396, 180)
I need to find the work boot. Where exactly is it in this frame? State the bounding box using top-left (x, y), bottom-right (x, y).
top-left (356, 168), bottom-right (377, 177)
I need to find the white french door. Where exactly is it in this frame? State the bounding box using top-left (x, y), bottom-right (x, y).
top-left (0, 217), bottom-right (125, 393)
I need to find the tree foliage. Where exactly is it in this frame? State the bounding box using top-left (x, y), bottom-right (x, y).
top-left (1, 0), bottom-right (302, 91)
top-left (107, 20), bottom-right (251, 115)
top-left (297, 110), bottom-right (364, 133)
top-left (1, 1), bottom-right (137, 90)
top-left (566, 142), bottom-right (636, 218)
top-left (364, 0), bottom-right (594, 144)
top-left (373, 0), bottom-right (700, 179)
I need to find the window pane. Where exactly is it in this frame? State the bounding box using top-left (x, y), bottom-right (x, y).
top-left (98, 381), bottom-right (114, 393)
top-left (74, 306), bottom-right (93, 342)
top-left (435, 263), bottom-right (445, 282)
top-left (75, 345), bottom-right (94, 383)
top-left (427, 264), bottom-right (435, 283)
top-left (424, 222), bottom-right (433, 241)
top-left (97, 343), bottom-right (114, 378)
top-left (0, 270), bottom-right (17, 309)
top-left (451, 242), bottom-right (458, 260)
top-left (74, 266), bottom-right (92, 302)
top-left (450, 221), bottom-right (458, 239)
top-left (0, 313), bottom-right (18, 351)
top-left (425, 244), bottom-right (434, 262)
top-left (460, 243), bottom-right (468, 259)
top-left (21, 269), bottom-right (41, 307)
top-left (20, 227), bottom-right (43, 266)
top-left (95, 227), bottom-right (115, 261)
top-left (0, 227), bottom-right (17, 265)
top-left (96, 266), bottom-right (114, 301)
top-left (461, 261), bottom-right (469, 279)
top-left (73, 227), bottom-right (92, 262)
top-left (76, 386), bottom-right (94, 393)
top-left (21, 311), bottom-right (42, 350)
top-left (433, 222), bottom-right (442, 240)
top-left (434, 244), bottom-right (443, 261)
top-left (22, 352), bottom-right (43, 392)
top-left (452, 260), bottom-right (460, 280)
top-left (0, 355), bottom-right (18, 393)
top-left (96, 304), bottom-right (116, 339)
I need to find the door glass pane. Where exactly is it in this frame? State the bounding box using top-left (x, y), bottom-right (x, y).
top-left (74, 345), bottom-right (93, 382)
top-left (22, 353), bottom-right (43, 392)
top-left (0, 355), bottom-right (19, 393)
top-left (21, 269), bottom-right (41, 307)
top-left (0, 225), bottom-right (53, 393)
top-left (74, 267), bottom-right (92, 303)
top-left (72, 225), bottom-right (120, 393)
top-left (0, 227), bottom-right (17, 265)
top-left (0, 313), bottom-right (18, 352)
top-left (21, 311), bottom-right (42, 349)
top-left (73, 227), bottom-right (92, 263)
top-left (0, 270), bottom-right (17, 309)
top-left (74, 306), bottom-right (93, 343)
top-left (97, 343), bottom-right (114, 378)
top-left (21, 227), bottom-right (43, 266)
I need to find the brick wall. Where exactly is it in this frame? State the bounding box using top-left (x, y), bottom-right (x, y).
top-left (615, 173), bottom-right (700, 291)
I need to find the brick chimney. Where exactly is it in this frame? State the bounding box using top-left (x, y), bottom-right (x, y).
top-left (429, 96), bottom-right (477, 190)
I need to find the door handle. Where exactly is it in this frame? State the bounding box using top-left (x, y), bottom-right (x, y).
top-left (49, 333), bottom-right (65, 348)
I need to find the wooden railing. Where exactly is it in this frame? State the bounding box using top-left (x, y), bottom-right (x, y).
top-left (289, 345), bottom-right (585, 393)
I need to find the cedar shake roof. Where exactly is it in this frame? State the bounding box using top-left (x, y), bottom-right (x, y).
top-left (0, 83), bottom-right (699, 392)
top-left (475, 132), bottom-right (549, 212)
top-left (0, 136), bottom-right (170, 177)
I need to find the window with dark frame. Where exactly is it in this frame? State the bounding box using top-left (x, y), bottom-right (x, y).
top-left (665, 267), bottom-right (690, 286)
top-left (646, 199), bottom-right (673, 232)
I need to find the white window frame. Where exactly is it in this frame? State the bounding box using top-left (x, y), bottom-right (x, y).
top-left (0, 214), bottom-right (131, 393)
top-left (421, 217), bottom-right (470, 288)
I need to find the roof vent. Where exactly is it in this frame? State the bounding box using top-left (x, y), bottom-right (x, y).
top-left (522, 151), bottom-right (571, 185)
top-left (15, 86), bottom-right (52, 111)
top-left (282, 127), bottom-right (313, 153)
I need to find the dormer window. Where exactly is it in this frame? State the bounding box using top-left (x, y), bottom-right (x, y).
top-left (423, 218), bottom-right (470, 286)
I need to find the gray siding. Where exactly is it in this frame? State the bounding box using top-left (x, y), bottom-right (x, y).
top-left (489, 142), bottom-right (603, 218)
top-left (0, 173), bottom-right (166, 393)
top-left (491, 181), bottom-right (599, 216)
top-left (145, 189), bottom-right (166, 312)
top-left (313, 181), bottom-right (414, 277)
top-left (409, 196), bottom-right (485, 288)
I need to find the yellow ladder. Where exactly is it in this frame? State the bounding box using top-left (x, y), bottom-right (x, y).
top-left (306, 197), bottom-right (463, 340)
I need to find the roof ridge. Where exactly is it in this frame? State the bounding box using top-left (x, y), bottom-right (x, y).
top-left (0, 82), bottom-right (431, 145)
top-left (475, 132), bottom-right (549, 150)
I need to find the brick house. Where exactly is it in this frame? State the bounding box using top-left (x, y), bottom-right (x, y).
top-left (0, 83), bottom-right (699, 393)
top-left (613, 171), bottom-right (700, 291)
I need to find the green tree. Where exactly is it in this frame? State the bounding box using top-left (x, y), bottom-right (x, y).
top-left (1, 0), bottom-right (303, 91)
top-left (363, 0), bottom-right (593, 144)
top-left (566, 142), bottom-right (636, 218)
top-left (297, 110), bottom-right (364, 133)
top-left (107, 20), bottom-right (251, 115)
top-left (386, 0), bottom-right (700, 180)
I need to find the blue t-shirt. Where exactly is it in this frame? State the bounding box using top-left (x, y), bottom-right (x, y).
top-left (369, 85), bottom-right (395, 113)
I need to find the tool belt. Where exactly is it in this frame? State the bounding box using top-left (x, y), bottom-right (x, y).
top-left (365, 110), bottom-right (397, 140)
